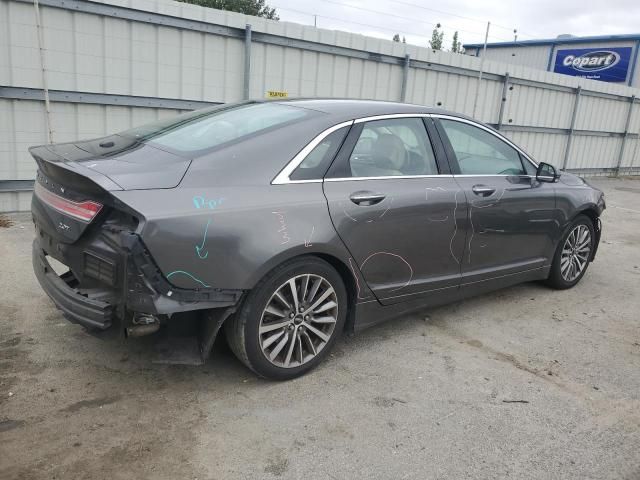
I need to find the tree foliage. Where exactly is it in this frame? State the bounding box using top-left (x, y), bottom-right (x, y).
top-left (451, 31), bottom-right (463, 53)
top-left (429, 23), bottom-right (444, 51)
top-left (177, 0), bottom-right (279, 19)
top-left (392, 34), bottom-right (400, 42)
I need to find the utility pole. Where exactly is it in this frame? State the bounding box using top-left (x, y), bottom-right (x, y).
top-left (33, 0), bottom-right (53, 143)
top-left (314, 15), bottom-right (317, 27)
top-left (514, 29), bottom-right (518, 42)
top-left (472, 21), bottom-right (490, 118)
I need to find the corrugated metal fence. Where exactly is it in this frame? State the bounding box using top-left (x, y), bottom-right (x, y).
top-left (2, 0), bottom-right (640, 211)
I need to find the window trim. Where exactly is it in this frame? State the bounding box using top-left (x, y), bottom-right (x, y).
top-left (271, 113), bottom-right (539, 185)
top-left (325, 174), bottom-right (453, 182)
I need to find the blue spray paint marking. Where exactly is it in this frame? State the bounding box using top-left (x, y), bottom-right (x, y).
top-left (193, 196), bottom-right (225, 210)
top-left (166, 270), bottom-right (211, 288)
top-left (196, 218), bottom-right (211, 259)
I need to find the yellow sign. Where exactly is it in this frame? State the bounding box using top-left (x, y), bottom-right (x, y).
top-left (266, 90), bottom-right (288, 98)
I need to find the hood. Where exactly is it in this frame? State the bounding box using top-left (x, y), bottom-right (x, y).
top-left (558, 171), bottom-right (588, 187)
top-left (35, 135), bottom-right (191, 191)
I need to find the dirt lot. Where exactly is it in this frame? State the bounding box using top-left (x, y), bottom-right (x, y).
top-left (1, 177), bottom-right (639, 480)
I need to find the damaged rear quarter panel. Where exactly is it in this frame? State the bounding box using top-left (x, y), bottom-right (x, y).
top-left (111, 183), bottom-right (354, 291)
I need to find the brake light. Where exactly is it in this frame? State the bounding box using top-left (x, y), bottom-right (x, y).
top-left (34, 182), bottom-right (102, 222)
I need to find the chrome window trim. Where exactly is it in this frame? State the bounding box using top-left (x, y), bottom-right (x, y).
top-left (326, 174), bottom-right (454, 182)
top-left (353, 113), bottom-right (430, 123)
top-left (271, 120), bottom-right (354, 185)
top-left (431, 114), bottom-right (539, 170)
top-left (452, 174), bottom-right (533, 178)
top-left (271, 112), bottom-right (540, 185)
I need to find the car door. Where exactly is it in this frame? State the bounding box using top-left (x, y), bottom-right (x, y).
top-left (323, 116), bottom-right (467, 305)
top-left (434, 115), bottom-right (558, 286)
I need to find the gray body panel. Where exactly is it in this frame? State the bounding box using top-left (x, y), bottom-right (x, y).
top-left (323, 177), bottom-right (466, 305)
top-left (29, 99), bottom-right (605, 333)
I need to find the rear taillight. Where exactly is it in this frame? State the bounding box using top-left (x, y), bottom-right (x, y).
top-left (34, 182), bottom-right (102, 222)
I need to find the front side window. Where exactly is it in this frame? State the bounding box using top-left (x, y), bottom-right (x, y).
top-left (348, 118), bottom-right (438, 177)
top-left (440, 119), bottom-right (525, 175)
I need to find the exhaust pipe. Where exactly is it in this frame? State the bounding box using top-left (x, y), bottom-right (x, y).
top-left (125, 314), bottom-right (160, 337)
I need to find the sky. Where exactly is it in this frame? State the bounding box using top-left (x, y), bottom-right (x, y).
top-left (270, 0), bottom-right (640, 49)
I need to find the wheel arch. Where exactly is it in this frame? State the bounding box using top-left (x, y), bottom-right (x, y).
top-left (313, 253), bottom-right (358, 334)
top-left (243, 248), bottom-right (359, 334)
top-left (573, 207), bottom-right (601, 261)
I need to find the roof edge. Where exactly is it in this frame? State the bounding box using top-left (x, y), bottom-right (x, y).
top-left (463, 33), bottom-right (640, 49)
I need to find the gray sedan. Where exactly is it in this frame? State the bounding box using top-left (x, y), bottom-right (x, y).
top-left (30, 99), bottom-right (605, 380)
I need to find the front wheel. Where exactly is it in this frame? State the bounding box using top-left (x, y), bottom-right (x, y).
top-left (225, 256), bottom-right (348, 380)
top-left (546, 215), bottom-right (595, 290)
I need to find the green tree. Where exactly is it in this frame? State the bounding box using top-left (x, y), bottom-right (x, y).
top-left (451, 31), bottom-right (462, 53)
top-left (402, 36), bottom-right (406, 43)
top-left (429, 23), bottom-right (444, 51)
top-left (177, 0), bottom-right (279, 19)
top-left (392, 33), bottom-right (401, 42)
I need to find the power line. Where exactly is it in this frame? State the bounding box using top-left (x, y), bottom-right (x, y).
top-left (379, 0), bottom-right (544, 39)
top-left (273, 3), bottom-right (530, 45)
top-left (315, 0), bottom-right (491, 39)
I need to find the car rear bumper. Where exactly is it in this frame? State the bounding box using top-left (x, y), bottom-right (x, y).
top-left (32, 226), bottom-right (244, 330)
top-left (33, 240), bottom-right (114, 330)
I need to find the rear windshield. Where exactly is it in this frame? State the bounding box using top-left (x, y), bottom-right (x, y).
top-left (118, 102), bottom-right (312, 154)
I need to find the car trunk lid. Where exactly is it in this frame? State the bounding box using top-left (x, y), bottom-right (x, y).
top-left (40, 135), bottom-right (191, 191)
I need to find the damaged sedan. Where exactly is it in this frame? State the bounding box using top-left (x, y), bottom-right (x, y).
top-left (31, 99), bottom-right (605, 380)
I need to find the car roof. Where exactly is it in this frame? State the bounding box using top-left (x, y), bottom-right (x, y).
top-left (272, 98), bottom-right (467, 123)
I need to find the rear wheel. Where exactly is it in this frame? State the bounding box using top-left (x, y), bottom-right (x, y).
top-left (225, 256), bottom-right (347, 380)
top-left (546, 215), bottom-right (594, 289)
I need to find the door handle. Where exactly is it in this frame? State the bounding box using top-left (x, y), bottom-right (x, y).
top-left (349, 191), bottom-right (386, 206)
top-left (471, 185), bottom-right (496, 197)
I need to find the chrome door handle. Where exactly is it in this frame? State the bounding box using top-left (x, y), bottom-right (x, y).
top-left (349, 191), bottom-right (386, 206)
top-left (471, 185), bottom-right (496, 197)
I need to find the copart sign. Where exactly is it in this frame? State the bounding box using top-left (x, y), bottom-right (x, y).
top-left (553, 47), bottom-right (632, 82)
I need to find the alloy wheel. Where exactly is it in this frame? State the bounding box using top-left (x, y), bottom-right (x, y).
top-left (560, 224), bottom-right (592, 282)
top-left (259, 274), bottom-right (339, 368)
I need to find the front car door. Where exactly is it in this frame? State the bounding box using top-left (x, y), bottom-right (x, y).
top-left (323, 115), bottom-right (467, 306)
top-left (433, 115), bottom-right (558, 287)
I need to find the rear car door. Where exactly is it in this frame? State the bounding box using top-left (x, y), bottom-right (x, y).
top-left (434, 116), bottom-right (558, 285)
top-left (323, 116), bottom-right (467, 305)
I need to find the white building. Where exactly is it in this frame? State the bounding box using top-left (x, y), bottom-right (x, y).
top-left (464, 34), bottom-right (640, 88)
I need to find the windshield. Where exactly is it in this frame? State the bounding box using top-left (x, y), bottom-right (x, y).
top-left (118, 102), bottom-right (313, 154)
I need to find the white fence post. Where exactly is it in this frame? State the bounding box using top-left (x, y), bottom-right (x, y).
top-left (563, 86), bottom-right (582, 170)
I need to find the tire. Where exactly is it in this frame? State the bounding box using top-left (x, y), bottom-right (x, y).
top-left (225, 256), bottom-right (348, 380)
top-left (545, 214), bottom-right (595, 290)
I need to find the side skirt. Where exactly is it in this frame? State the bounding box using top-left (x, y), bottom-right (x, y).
top-left (352, 266), bottom-right (550, 332)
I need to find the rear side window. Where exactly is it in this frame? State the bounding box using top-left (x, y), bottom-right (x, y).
top-left (440, 119), bottom-right (525, 175)
top-left (119, 103), bottom-right (312, 154)
top-left (289, 127), bottom-right (349, 181)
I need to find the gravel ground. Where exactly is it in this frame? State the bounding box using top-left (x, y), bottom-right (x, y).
top-left (1, 177), bottom-right (639, 480)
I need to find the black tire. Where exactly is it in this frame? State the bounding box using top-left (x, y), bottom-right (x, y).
top-left (225, 256), bottom-right (348, 380)
top-left (545, 214), bottom-right (595, 290)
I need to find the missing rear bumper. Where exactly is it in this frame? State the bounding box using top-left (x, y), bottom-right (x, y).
top-left (33, 241), bottom-right (114, 330)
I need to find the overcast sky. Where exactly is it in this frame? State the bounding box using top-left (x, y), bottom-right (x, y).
top-left (271, 0), bottom-right (640, 49)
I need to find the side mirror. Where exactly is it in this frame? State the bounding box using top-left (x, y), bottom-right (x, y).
top-left (536, 162), bottom-right (559, 183)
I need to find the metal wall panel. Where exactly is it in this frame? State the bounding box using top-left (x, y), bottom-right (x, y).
top-left (472, 45), bottom-right (551, 70)
top-left (0, 98), bottom-right (182, 181)
top-left (503, 130), bottom-right (567, 166)
top-left (568, 135), bottom-right (622, 170)
top-left (575, 95), bottom-right (629, 132)
top-left (504, 84), bottom-right (575, 128)
top-left (621, 137), bottom-right (639, 167)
